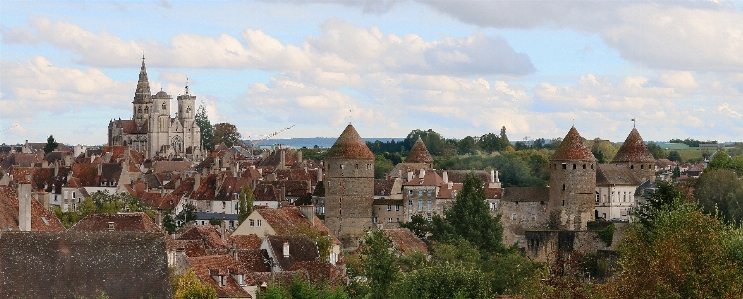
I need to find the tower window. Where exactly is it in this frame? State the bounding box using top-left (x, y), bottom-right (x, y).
top-left (562, 184), bottom-right (566, 191)
top-left (562, 163), bottom-right (567, 169)
top-left (355, 164), bottom-right (358, 169)
top-left (631, 165), bottom-right (634, 169)
top-left (583, 164), bottom-right (586, 169)
top-left (641, 164), bottom-right (644, 169)
top-left (162, 103), bottom-right (166, 110)
top-left (573, 164), bottom-right (577, 169)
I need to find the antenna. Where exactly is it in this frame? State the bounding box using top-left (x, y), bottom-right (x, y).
top-left (631, 118), bottom-right (636, 128)
top-left (349, 108), bottom-right (352, 125)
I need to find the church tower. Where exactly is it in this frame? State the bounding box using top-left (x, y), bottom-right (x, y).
top-left (177, 84), bottom-right (199, 158)
top-left (611, 128), bottom-right (656, 183)
top-left (548, 127), bottom-right (597, 230)
top-left (324, 124), bottom-right (375, 249)
top-left (149, 88), bottom-right (172, 156)
top-left (132, 56), bottom-right (152, 130)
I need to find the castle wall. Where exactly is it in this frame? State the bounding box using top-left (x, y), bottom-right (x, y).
top-left (324, 157), bottom-right (374, 249)
top-left (500, 201), bottom-right (548, 246)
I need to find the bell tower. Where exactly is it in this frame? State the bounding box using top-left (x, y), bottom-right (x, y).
top-left (132, 55), bottom-right (152, 130)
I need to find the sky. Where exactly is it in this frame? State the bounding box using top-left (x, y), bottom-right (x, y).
top-left (1, 0), bottom-right (743, 146)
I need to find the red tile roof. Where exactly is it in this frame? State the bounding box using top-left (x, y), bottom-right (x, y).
top-left (405, 137), bottom-right (434, 163)
top-left (186, 255), bottom-right (252, 298)
top-left (176, 225), bottom-right (228, 249)
top-left (383, 228), bottom-right (428, 256)
top-left (235, 249), bottom-right (271, 272)
top-left (289, 261), bottom-right (345, 287)
top-left (265, 234), bottom-right (319, 271)
top-left (611, 128), bottom-right (656, 163)
top-left (256, 207), bottom-right (340, 245)
top-left (550, 127), bottom-right (596, 161)
top-left (325, 124), bottom-right (374, 160)
top-left (69, 212), bottom-right (162, 232)
top-left (0, 186), bottom-right (65, 231)
top-left (229, 234), bottom-right (262, 250)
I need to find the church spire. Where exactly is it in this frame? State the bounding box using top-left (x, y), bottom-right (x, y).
top-left (133, 55), bottom-right (152, 104)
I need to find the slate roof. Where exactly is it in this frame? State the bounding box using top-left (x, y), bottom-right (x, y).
top-left (612, 128), bottom-right (655, 163)
top-left (186, 255), bottom-right (252, 298)
top-left (383, 228), bottom-right (428, 256)
top-left (0, 186), bottom-right (65, 232)
top-left (325, 124), bottom-right (374, 160)
top-left (152, 160), bottom-right (192, 173)
top-left (405, 137), bottom-right (434, 163)
top-left (266, 234), bottom-right (319, 271)
top-left (596, 164), bottom-right (643, 186)
top-left (0, 231), bottom-right (171, 299)
top-left (501, 186), bottom-right (550, 202)
top-left (69, 212), bottom-right (162, 232)
top-left (550, 127), bottom-right (596, 161)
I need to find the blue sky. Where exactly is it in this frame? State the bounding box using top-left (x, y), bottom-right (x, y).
top-left (2, 0), bottom-right (743, 145)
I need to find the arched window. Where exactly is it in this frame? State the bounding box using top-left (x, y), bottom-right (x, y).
top-left (138, 107), bottom-right (142, 113)
top-left (162, 103), bottom-right (167, 110)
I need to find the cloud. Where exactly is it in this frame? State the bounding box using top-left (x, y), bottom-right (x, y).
top-left (8, 17), bottom-right (533, 76)
top-left (658, 71), bottom-right (700, 89)
top-left (0, 26), bottom-right (39, 44)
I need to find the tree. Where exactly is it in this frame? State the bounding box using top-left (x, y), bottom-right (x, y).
top-left (173, 269), bottom-right (218, 299)
top-left (163, 211), bottom-right (177, 234)
top-left (499, 126), bottom-right (510, 151)
top-left (694, 169), bottom-right (743, 224)
top-left (634, 180), bottom-right (683, 227)
top-left (590, 138), bottom-right (618, 164)
top-left (238, 185), bottom-right (254, 224)
top-left (672, 166), bottom-right (680, 178)
top-left (443, 172), bottom-right (505, 255)
top-left (360, 230), bottom-right (399, 299)
top-left (44, 135), bottom-right (58, 154)
top-left (708, 151), bottom-right (732, 170)
top-left (177, 202), bottom-right (198, 226)
top-left (195, 104), bottom-right (215, 152)
top-left (606, 200), bottom-right (743, 299)
top-left (646, 141), bottom-right (667, 159)
top-left (391, 264), bottom-right (494, 299)
top-left (212, 122), bottom-right (241, 148)
top-left (667, 150), bottom-right (682, 163)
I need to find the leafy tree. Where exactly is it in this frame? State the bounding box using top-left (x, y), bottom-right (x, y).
top-left (212, 122), bottom-right (242, 148)
top-left (257, 274), bottom-right (348, 299)
top-left (431, 238), bottom-right (481, 269)
top-left (374, 154), bottom-right (394, 179)
top-left (694, 169), bottom-right (743, 224)
top-left (607, 200), bottom-right (743, 299)
top-left (44, 134), bottom-right (59, 154)
top-left (672, 166), bottom-right (680, 178)
top-left (399, 214), bottom-right (431, 241)
top-left (442, 173), bottom-right (505, 256)
top-left (646, 141), bottom-right (667, 159)
top-left (195, 104), bottom-right (215, 152)
top-left (484, 252), bottom-right (547, 295)
top-left (499, 126), bottom-right (510, 150)
top-left (634, 180), bottom-right (683, 227)
top-left (238, 185), bottom-right (254, 224)
top-left (177, 202), bottom-right (198, 225)
top-left (391, 263), bottom-right (494, 299)
top-left (458, 136), bottom-right (478, 154)
top-left (708, 150), bottom-right (732, 170)
top-left (405, 129), bottom-right (457, 156)
top-left (667, 150), bottom-right (682, 163)
top-left (173, 269), bottom-right (218, 299)
top-left (359, 230), bottom-right (399, 299)
top-left (163, 211), bottom-right (177, 234)
top-left (590, 138), bottom-right (618, 164)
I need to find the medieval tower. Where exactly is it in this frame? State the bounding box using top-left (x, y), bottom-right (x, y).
top-left (324, 124), bottom-right (375, 249)
top-left (611, 128), bottom-right (656, 183)
top-left (548, 127), bottom-right (597, 230)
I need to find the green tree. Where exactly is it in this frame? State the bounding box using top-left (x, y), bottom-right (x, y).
top-left (374, 154), bottom-right (394, 179)
top-left (646, 141), bottom-right (667, 160)
top-left (195, 104), bottom-right (215, 152)
top-left (360, 230), bottom-right (399, 299)
top-left (458, 136), bottom-right (478, 155)
top-left (163, 211), bottom-right (177, 234)
top-left (177, 202), bottom-right (198, 226)
top-left (430, 238), bottom-right (481, 269)
top-left (708, 151), bottom-right (732, 170)
top-left (590, 138), bottom-right (618, 164)
top-left (672, 165), bottom-right (681, 178)
top-left (634, 180), bottom-right (683, 227)
top-left (44, 134), bottom-right (59, 154)
top-left (391, 263), bottom-right (494, 299)
top-left (607, 200), bottom-right (743, 299)
top-left (173, 269), bottom-right (218, 299)
top-left (238, 185), bottom-right (254, 224)
top-left (499, 126), bottom-right (510, 151)
top-left (212, 122), bottom-right (242, 148)
top-left (667, 150), bottom-right (682, 163)
top-left (694, 169), bottom-right (743, 224)
top-left (442, 172), bottom-right (505, 255)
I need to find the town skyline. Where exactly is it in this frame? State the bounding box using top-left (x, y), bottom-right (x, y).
top-left (2, 1), bottom-right (743, 145)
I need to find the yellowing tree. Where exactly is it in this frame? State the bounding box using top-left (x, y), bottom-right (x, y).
top-left (174, 269), bottom-right (217, 299)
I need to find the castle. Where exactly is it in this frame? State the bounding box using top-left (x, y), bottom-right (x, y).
top-left (108, 57), bottom-right (203, 161)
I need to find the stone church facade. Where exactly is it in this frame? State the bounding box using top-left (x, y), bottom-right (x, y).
top-left (108, 58), bottom-right (202, 161)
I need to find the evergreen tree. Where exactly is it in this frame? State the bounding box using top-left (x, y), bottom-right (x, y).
top-left (360, 230), bottom-right (399, 299)
top-left (195, 104), bottom-right (214, 152)
top-left (238, 185), bottom-right (254, 224)
top-left (44, 134), bottom-right (58, 154)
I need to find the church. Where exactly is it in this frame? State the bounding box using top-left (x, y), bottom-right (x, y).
top-left (108, 57), bottom-right (203, 161)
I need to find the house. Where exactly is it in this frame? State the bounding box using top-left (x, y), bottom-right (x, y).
top-left (261, 234), bottom-right (320, 272)
top-left (0, 231), bottom-right (171, 299)
top-left (186, 254), bottom-right (253, 299)
top-left (594, 164), bottom-right (643, 221)
top-left (0, 185), bottom-right (65, 232)
top-left (383, 228), bottom-right (429, 257)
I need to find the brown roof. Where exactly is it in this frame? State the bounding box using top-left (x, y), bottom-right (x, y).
top-left (611, 128), bottom-right (655, 163)
top-left (186, 255), bottom-right (252, 298)
top-left (254, 183), bottom-right (281, 201)
top-left (120, 119), bottom-right (148, 134)
top-left (403, 170), bottom-right (444, 186)
top-left (405, 137), bottom-right (434, 163)
top-left (69, 213), bottom-right (161, 232)
top-left (437, 182), bottom-right (462, 199)
top-left (260, 149), bottom-right (298, 168)
top-left (383, 228), bottom-right (428, 256)
top-left (249, 271), bottom-right (305, 287)
top-left (374, 179), bottom-right (396, 196)
top-left (596, 164), bottom-right (643, 186)
top-left (229, 234), bottom-right (262, 250)
top-left (266, 234), bottom-right (319, 271)
top-left (0, 186), bottom-right (65, 232)
top-left (289, 261), bottom-right (345, 286)
top-left (235, 249), bottom-right (272, 272)
top-left (0, 231), bottom-right (171, 299)
top-left (256, 207), bottom-right (341, 245)
top-left (433, 170), bottom-right (489, 184)
top-left (501, 186), bottom-right (550, 202)
top-left (325, 124), bottom-right (374, 160)
top-left (176, 225), bottom-right (228, 249)
top-left (550, 127), bottom-right (596, 161)
top-left (485, 187), bottom-right (502, 199)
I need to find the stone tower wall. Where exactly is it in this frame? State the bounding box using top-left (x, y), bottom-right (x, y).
top-left (621, 162), bottom-right (655, 183)
top-left (548, 160), bottom-right (596, 230)
top-left (324, 157), bottom-right (374, 249)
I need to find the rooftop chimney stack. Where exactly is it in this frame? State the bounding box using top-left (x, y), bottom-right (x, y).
top-left (442, 171), bottom-right (448, 184)
top-left (18, 181), bottom-right (32, 231)
top-left (283, 241), bottom-right (290, 257)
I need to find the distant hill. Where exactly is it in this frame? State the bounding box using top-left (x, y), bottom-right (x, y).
top-left (250, 137), bottom-right (403, 149)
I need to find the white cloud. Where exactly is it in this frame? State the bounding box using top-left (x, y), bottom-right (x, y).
top-left (659, 71), bottom-right (700, 89)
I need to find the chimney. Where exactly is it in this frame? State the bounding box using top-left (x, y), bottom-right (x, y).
top-left (283, 240), bottom-right (290, 257)
top-left (155, 210), bottom-right (163, 226)
top-left (442, 171), bottom-right (448, 184)
top-left (490, 169), bottom-right (495, 183)
top-left (54, 160), bottom-right (59, 177)
top-left (97, 163), bottom-right (103, 176)
top-left (231, 242), bottom-right (237, 260)
top-left (317, 167), bottom-right (322, 183)
top-left (419, 169), bottom-right (425, 179)
top-left (296, 150), bottom-right (302, 163)
top-left (448, 181), bottom-right (453, 190)
top-left (279, 149), bottom-right (285, 170)
top-left (496, 170), bottom-right (500, 183)
top-left (407, 171), bottom-right (413, 182)
top-left (194, 173), bottom-right (201, 191)
top-left (299, 205), bottom-right (315, 226)
top-left (18, 181), bottom-right (32, 231)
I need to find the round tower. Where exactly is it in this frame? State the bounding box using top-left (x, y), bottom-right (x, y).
top-left (611, 128), bottom-right (656, 182)
top-left (548, 127), bottom-right (597, 230)
top-left (405, 136), bottom-right (434, 170)
top-left (324, 124), bottom-right (375, 249)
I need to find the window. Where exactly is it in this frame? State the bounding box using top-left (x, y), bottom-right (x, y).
top-left (72, 192), bottom-right (76, 198)
top-left (408, 200), bottom-right (413, 211)
top-left (562, 184), bottom-right (566, 191)
top-left (409, 190), bottom-right (413, 195)
top-left (418, 200), bottom-right (423, 212)
top-left (162, 103), bottom-right (166, 110)
top-left (387, 205), bottom-right (392, 211)
top-left (396, 218), bottom-right (400, 222)
top-left (573, 164), bottom-right (577, 169)
top-left (355, 164), bottom-right (358, 169)
top-left (257, 220), bottom-right (262, 226)
top-left (596, 192), bottom-right (600, 204)
top-left (250, 219), bottom-right (255, 227)
top-left (631, 165), bottom-right (634, 169)
top-left (367, 164), bottom-right (372, 170)
top-left (427, 200), bottom-right (431, 211)
top-left (373, 217), bottom-right (378, 223)
top-left (562, 163), bottom-right (567, 169)
top-left (511, 213), bottom-right (517, 220)
top-left (583, 164), bottom-right (586, 169)
top-left (418, 190), bottom-right (422, 196)
top-left (340, 164), bottom-right (345, 169)
top-left (395, 205), bottom-right (400, 211)
top-left (426, 213), bottom-right (432, 221)
top-left (388, 218), bottom-right (392, 223)
top-left (427, 189), bottom-right (432, 195)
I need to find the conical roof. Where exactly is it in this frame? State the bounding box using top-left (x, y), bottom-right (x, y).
top-left (550, 127), bottom-right (596, 161)
top-left (325, 124), bottom-right (374, 159)
top-left (406, 137), bottom-right (434, 163)
top-left (611, 128), bottom-right (655, 163)
top-left (133, 56), bottom-right (152, 104)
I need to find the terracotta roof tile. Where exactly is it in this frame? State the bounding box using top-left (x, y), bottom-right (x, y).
top-left (69, 212), bottom-right (162, 232)
top-left (289, 261), bottom-right (345, 286)
top-left (0, 186), bottom-right (65, 231)
top-left (176, 225), bottom-right (228, 249)
top-left (405, 137), bottom-right (434, 163)
top-left (235, 249), bottom-right (272, 272)
top-left (325, 124), bottom-right (374, 160)
top-left (383, 228), bottom-right (428, 256)
top-left (611, 128), bottom-right (656, 163)
top-left (550, 127), bottom-right (596, 161)
top-left (186, 255), bottom-right (252, 298)
top-left (266, 234), bottom-right (319, 271)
